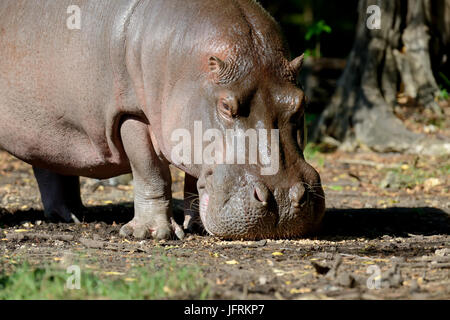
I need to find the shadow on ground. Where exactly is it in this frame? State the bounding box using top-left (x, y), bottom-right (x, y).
top-left (319, 207), bottom-right (449, 239)
top-left (1, 201), bottom-right (448, 239)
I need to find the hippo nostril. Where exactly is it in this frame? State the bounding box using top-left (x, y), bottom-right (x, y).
top-left (253, 184), bottom-right (269, 206)
top-left (289, 183), bottom-right (307, 208)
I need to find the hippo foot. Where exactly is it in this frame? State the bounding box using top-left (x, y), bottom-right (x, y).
top-left (119, 217), bottom-right (185, 240)
top-left (44, 206), bottom-right (82, 224)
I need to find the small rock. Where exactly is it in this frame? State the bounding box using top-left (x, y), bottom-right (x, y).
top-left (407, 233), bottom-right (424, 240)
top-left (423, 124), bottom-right (438, 134)
top-left (382, 264), bottom-right (403, 288)
top-left (390, 257), bottom-right (406, 264)
top-left (53, 240), bottom-right (64, 246)
top-left (389, 274), bottom-right (403, 288)
top-left (336, 272), bottom-right (356, 288)
top-left (435, 248), bottom-right (450, 257)
top-left (311, 261), bottom-right (330, 275)
top-left (79, 238), bottom-right (104, 249)
top-left (409, 280), bottom-right (420, 293)
top-left (320, 285), bottom-right (340, 292)
top-left (431, 262), bottom-right (450, 269)
top-left (382, 243), bottom-right (397, 251)
top-left (256, 239), bottom-right (267, 247)
top-left (22, 222), bottom-right (33, 228)
top-left (421, 255), bottom-right (433, 261)
top-left (380, 171), bottom-right (399, 189)
top-left (423, 178), bottom-right (441, 191)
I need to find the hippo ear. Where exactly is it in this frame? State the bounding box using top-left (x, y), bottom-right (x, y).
top-left (289, 54), bottom-right (304, 76)
top-left (209, 56), bottom-right (226, 74)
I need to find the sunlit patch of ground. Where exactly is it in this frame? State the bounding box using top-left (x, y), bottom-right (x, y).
top-left (0, 148), bottom-right (449, 299)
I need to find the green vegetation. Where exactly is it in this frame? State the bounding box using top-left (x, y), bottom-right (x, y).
top-left (382, 161), bottom-right (450, 189)
top-left (0, 258), bottom-right (209, 300)
top-left (328, 185), bottom-right (343, 191)
top-left (440, 88), bottom-right (449, 100)
top-left (303, 143), bottom-right (325, 167)
top-left (259, 0), bottom-right (358, 58)
top-left (438, 72), bottom-right (450, 100)
top-left (304, 20), bottom-right (332, 58)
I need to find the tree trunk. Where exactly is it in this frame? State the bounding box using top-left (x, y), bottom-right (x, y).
top-left (312, 0), bottom-right (450, 154)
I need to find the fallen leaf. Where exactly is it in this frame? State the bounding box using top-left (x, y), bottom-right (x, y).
top-left (290, 288), bottom-right (311, 294)
top-left (272, 252), bottom-right (284, 256)
top-left (163, 286), bottom-right (173, 294)
top-left (272, 268), bottom-right (286, 276)
top-left (225, 260), bottom-right (239, 265)
top-left (103, 271), bottom-right (124, 276)
top-left (329, 185), bottom-right (343, 191)
top-left (124, 278), bottom-right (137, 282)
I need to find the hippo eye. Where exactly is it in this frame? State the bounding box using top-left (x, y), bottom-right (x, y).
top-left (217, 99), bottom-right (235, 121)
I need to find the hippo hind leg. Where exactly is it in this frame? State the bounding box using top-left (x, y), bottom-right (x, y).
top-left (32, 166), bottom-right (83, 223)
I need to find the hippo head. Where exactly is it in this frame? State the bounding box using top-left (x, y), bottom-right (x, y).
top-left (158, 2), bottom-right (325, 240)
top-left (181, 53), bottom-right (325, 240)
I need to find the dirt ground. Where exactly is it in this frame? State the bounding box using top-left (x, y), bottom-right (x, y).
top-left (0, 148), bottom-right (449, 299)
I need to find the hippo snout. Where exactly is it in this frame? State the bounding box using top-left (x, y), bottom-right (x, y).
top-left (253, 182), bottom-right (308, 210)
top-left (252, 182), bottom-right (270, 206)
top-left (198, 167), bottom-right (325, 240)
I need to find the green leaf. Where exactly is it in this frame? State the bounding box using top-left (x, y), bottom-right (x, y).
top-left (439, 72), bottom-right (450, 88)
top-left (329, 185), bottom-right (343, 191)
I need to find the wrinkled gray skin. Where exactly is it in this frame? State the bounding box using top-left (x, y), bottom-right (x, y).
top-left (0, 0), bottom-right (325, 240)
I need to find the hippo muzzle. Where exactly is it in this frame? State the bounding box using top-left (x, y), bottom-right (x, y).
top-left (197, 163), bottom-right (325, 240)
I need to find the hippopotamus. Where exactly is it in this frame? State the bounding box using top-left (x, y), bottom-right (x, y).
top-left (0, 0), bottom-right (325, 240)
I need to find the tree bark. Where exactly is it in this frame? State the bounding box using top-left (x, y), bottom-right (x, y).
top-left (312, 0), bottom-right (450, 154)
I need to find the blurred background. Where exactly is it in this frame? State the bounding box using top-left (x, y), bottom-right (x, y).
top-left (260, 0), bottom-right (450, 155)
top-left (260, 0), bottom-right (359, 129)
top-left (260, 0), bottom-right (359, 59)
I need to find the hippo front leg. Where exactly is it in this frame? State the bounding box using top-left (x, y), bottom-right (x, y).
top-left (119, 118), bottom-right (184, 240)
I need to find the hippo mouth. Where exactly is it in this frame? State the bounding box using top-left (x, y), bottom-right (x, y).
top-left (196, 173), bottom-right (325, 240)
top-left (197, 174), bottom-right (269, 238)
top-left (199, 192), bottom-right (210, 232)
